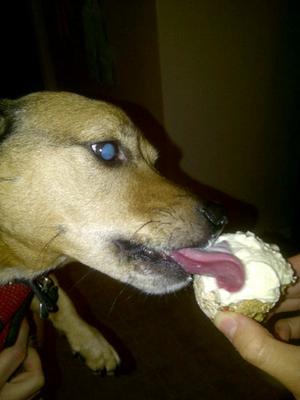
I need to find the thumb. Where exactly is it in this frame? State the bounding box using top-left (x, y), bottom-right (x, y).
top-left (214, 311), bottom-right (300, 398)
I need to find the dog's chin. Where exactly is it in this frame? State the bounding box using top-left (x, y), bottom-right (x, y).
top-left (114, 239), bottom-right (192, 294)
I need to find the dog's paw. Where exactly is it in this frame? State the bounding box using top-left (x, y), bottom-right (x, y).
top-left (67, 324), bottom-right (120, 374)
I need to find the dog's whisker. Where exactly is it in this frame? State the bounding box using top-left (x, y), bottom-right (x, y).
top-left (130, 219), bottom-right (159, 239)
top-left (174, 193), bottom-right (193, 200)
top-left (130, 219), bottom-right (175, 245)
top-left (107, 285), bottom-right (127, 316)
top-left (68, 269), bottom-right (92, 293)
top-left (152, 207), bottom-right (175, 219)
top-left (0, 177), bottom-right (17, 183)
top-left (38, 226), bottom-right (65, 269)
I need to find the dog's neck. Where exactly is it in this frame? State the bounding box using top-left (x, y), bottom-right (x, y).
top-left (0, 236), bottom-right (68, 284)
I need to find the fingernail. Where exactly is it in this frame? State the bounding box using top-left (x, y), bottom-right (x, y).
top-left (214, 312), bottom-right (238, 341)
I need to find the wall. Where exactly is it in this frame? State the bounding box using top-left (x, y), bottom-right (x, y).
top-left (104, 0), bottom-right (164, 124)
top-left (156, 0), bottom-right (299, 236)
top-left (99, 0), bottom-right (298, 239)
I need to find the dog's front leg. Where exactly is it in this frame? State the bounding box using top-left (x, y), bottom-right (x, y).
top-left (31, 277), bottom-right (120, 374)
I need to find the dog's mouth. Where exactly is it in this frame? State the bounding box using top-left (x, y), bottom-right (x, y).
top-left (114, 239), bottom-right (191, 294)
top-left (114, 239), bottom-right (245, 294)
top-left (114, 239), bottom-right (185, 276)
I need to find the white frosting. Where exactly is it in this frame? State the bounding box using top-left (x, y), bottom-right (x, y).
top-left (194, 231), bottom-right (295, 318)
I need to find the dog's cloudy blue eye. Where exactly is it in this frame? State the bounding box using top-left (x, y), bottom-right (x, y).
top-left (100, 143), bottom-right (117, 160)
top-left (91, 142), bottom-right (119, 162)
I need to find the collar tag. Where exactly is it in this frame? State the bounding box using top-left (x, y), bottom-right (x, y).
top-left (32, 275), bottom-right (58, 319)
top-left (29, 275), bottom-right (59, 319)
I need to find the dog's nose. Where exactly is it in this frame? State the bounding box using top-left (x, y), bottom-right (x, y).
top-left (200, 201), bottom-right (228, 238)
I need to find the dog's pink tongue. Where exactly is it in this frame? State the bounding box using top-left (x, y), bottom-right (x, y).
top-left (171, 247), bottom-right (245, 292)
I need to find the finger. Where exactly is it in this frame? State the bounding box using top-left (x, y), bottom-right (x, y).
top-left (280, 255), bottom-right (300, 297)
top-left (274, 298), bottom-right (300, 313)
top-left (275, 316), bottom-right (300, 341)
top-left (2, 348), bottom-right (44, 400)
top-left (13, 319), bottom-right (30, 349)
top-left (215, 312), bottom-right (300, 398)
top-left (283, 282), bottom-right (300, 298)
top-left (19, 346), bottom-right (43, 376)
top-left (289, 255), bottom-right (300, 273)
top-left (0, 320), bottom-right (29, 387)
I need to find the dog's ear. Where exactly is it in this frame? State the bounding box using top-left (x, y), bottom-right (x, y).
top-left (0, 116), bottom-right (5, 136)
top-left (0, 99), bottom-right (15, 141)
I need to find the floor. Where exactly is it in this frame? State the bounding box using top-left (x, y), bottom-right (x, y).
top-left (40, 262), bottom-right (293, 400)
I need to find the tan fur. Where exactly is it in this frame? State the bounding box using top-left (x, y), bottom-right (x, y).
top-left (0, 91), bottom-right (212, 372)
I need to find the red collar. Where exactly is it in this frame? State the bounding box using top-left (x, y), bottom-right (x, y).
top-left (0, 282), bottom-right (33, 350)
top-left (0, 276), bottom-right (59, 350)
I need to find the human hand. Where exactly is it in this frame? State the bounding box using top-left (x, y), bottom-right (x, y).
top-left (214, 254), bottom-right (300, 399)
top-left (0, 319), bottom-right (45, 400)
top-left (273, 254), bottom-right (300, 341)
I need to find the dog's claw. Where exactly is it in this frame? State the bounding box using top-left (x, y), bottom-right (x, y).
top-left (93, 369), bottom-right (104, 376)
top-left (72, 351), bottom-right (86, 363)
top-left (92, 368), bottom-right (115, 377)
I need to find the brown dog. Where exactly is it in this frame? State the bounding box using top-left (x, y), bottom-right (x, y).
top-left (0, 91), bottom-right (226, 373)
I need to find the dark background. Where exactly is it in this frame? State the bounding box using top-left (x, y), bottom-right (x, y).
top-left (0, 1), bottom-right (299, 399)
top-left (1, 1), bottom-right (299, 246)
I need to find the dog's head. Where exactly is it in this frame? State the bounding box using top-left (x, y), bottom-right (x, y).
top-left (0, 92), bottom-right (227, 293)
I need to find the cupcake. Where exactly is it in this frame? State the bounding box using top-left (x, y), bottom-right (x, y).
top-left (171, 232), bottom-right (296, 321)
